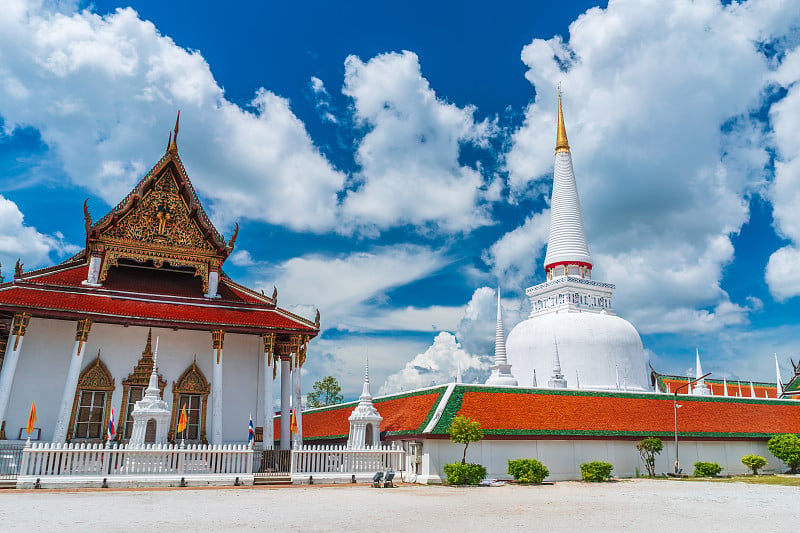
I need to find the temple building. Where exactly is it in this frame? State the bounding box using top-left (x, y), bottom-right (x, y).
top-left (506, 91), bottom-right (649, 391)
top-left (0, 116), bottom-right (318, 447)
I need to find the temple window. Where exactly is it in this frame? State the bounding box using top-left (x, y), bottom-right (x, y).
top-left (67, 355), bottom-right (115, 442)
top-left (73, 390), bottom-right (106, 439)
top-left (176, 394), bottom-right (202, 441)
top-left (169, 358), bottom-right (210, 443)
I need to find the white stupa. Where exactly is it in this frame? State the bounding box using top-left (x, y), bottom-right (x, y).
top-left (129, 351), bottom-right (171, 446)
top-left (347, 358), bottom-right (382, 448)
top-left (485, 288), bottom-right (518, 386)
top-left (506, 91), bottom-right (650, 391)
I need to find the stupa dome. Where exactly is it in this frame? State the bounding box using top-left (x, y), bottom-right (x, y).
top-left (506, 311), bottom-right (649, 391)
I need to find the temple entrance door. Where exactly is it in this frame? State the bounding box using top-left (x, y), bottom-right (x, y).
top-left (145, 419), bottom-right (157, 443)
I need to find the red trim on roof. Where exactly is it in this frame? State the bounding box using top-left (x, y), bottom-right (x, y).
top-left (544, 260), bottom-right (593, 272)
top-left (456, 391), bottom-right (800, 434)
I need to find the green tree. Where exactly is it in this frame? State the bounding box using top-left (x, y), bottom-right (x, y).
top-left (767, 433), bottom-right (800, 473)
top-left (635, 436), bottom-right (664, 477)
top-left (306, 376), bottom-right (343, 408)
top-left (741, 454), bottom-right (767, 475)
top-left (448, 415), bottom-right (483, 464)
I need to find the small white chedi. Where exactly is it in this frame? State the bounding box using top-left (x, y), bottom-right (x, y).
top-left (347, 359), bottom-right (382, 448)
top-left (128, 349), bottom-right (171, 446)
top-left (506, 92), bottom-right (650, 391)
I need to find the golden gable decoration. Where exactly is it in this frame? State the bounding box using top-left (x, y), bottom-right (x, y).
top-left (83, 113), bottom-right (236, 294)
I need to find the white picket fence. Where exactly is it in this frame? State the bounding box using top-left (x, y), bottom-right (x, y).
top-left (19, 442), bottom-right (253, 479)
top-left (291, 443), bottom-right (404, 483)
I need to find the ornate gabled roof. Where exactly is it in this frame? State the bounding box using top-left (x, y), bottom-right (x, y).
top-left (81, 114), bottom-right (240, 293)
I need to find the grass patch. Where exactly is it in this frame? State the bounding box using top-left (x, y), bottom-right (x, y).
top-left (678, 475), bottom-right (800, 487)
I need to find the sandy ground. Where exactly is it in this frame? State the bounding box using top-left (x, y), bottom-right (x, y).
top-left (0, 479), bottom-right (796, 532)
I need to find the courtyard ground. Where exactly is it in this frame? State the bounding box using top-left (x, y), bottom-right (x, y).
top-left (0, 478), bottom-right (796, 532)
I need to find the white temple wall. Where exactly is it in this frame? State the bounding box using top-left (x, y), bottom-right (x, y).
top-left (4, 319), bottom-right (268, 443)
top-left (417, 438), bottom-right (782, 483)
top-left (4, 318), bottom-right (74, 441)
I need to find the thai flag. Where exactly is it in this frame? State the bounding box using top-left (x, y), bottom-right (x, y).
top-left (248, 413), bottom-right (255, 445)
top-left (107, 407), bottom-right (115, 441)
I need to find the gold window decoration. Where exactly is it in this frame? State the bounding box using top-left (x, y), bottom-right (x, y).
top-left (67, 354), bottom-right (115, 442)
top-left (168, 357), bottom-right (210, 443)
top-left (117, 330), bottom-right (166, 441)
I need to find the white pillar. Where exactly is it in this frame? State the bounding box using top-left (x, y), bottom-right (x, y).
top-left (262, 335), bottom-right (275, 449)
top-left (211, 330), bottom-right (224, 445)
top-left (83, 254), bottom-right (102, 286)
top-left (52, 319), bottom-right (93, 442)
top-left (205, 270), bottom-right (219, 298)
top-left (280, 358), bottom-right (290, 450)
top-left (292, 354), bottom-right (303, 448)
top-left (0, 313), bottom-right (31, 437)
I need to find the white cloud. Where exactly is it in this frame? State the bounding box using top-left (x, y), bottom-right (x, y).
top-left (249, 244), bottom-right (450, 331)
top-left (500, 0), bottom-right (800, 333)
top-left (0, 2), bottom-right (345, 233)
top-left (766, 43), bottom-right (800, 300)
top-left (309, 76), bottom-right (337, 123)
top-left (341, 51), bottom-right (498, 233)
top-left (483, 210), bottom-right (550, 290)
top-left (379, 332), bottom-right (490, 394)
top-left (0, 194), bottom-right (80, 274)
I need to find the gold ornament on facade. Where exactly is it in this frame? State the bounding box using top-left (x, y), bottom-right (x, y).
top-left (12, 312), bottom-right (30, 350)
top-left (74, 318), bottom-right (92, 355)
top-left (212, 329), bottom-right (224, 363)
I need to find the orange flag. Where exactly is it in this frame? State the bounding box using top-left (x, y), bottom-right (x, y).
top-left (290, 409), bottom-right (298, 434)
top-left (26, 400), bottom-right (36, 435)
top-left (177, 405), bottom-right (188, 433)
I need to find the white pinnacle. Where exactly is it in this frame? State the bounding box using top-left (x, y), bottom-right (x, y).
top-left (775, 353), bottom-right (783, 397)
top-left (693, 348), bottom-right (710, 395)
top-left (548, 337), bottom-right (567, 388)
top-left (485, 288), bottom-right (518, 386)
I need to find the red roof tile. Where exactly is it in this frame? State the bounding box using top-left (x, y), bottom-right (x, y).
top-left (660, 377), bottom-right (777, 398)
top-left (0, 285), bottom-right (313, 332)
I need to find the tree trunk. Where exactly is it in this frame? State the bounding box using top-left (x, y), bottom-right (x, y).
top-left (462, 442), bottom-right (468, 464)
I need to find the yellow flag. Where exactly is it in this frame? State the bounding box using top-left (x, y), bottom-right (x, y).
top-left (26, 400), bottom-right (36, 435)
top-left (177, 405), bottom-right (188, 433)
top-left (290, 409), bottom-right (298, 434)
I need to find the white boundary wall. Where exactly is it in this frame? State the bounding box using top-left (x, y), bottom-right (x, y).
top-left (291, 444), bottom-right (404, 484)
top-left (412, 438), bottom-right (783, 483)
top-left (16, 441), bottom-right (254, 488)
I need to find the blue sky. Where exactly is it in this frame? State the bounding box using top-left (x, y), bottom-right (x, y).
top-left (2, 0), bottom-right (800, 399)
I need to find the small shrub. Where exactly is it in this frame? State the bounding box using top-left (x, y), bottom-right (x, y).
top-left (580, 461), bottom-right (613, 482)
top-left (448, 416), bottom-right (484, 464)
top-left (693, 461), bottom-right (723, 477)
top-left (507, 458), bottom-right (550, 484)
top-left (741, 454), bottom-right (767, 475)
top-left (767, 433), bottom-right (800, 473)
top-left (635, 436), bottom-right (663, 477)
top-left (443, 462), bottom-right (487, 485)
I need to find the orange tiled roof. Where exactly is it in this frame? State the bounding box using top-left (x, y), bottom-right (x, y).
top-left (452, 389), bottom-right (800, 436)
top-left (274, 390), bottom-right (442, 440)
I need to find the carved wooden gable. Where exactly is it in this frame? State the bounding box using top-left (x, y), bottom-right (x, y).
top-left (79, 356), bottom-right (115, 391)
top-left (174, 360), bottom-right (210, 394)
top-left (101, 168), bottom-right (214, 253)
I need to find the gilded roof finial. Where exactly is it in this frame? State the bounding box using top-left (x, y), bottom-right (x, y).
top-left (556, 87), bottom-right (570, 154)
top-left (168, 110), bottom-right (180, 154)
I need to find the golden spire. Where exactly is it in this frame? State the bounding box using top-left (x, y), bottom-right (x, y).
top-left (556, 89), bottom-right (570, 154)
top-left (168, 110), bottom-right (180, 154)
top-left (144, 328), bottom-right (153, 355)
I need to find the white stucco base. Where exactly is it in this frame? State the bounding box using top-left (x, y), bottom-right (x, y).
top-left (403, 438), bottom-right (783, 483)
top-left (16, 474), bottom-right (254, 489)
